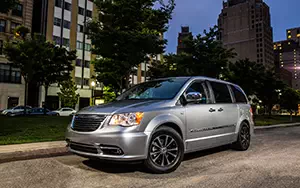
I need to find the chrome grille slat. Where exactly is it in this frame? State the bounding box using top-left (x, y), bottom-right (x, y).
top-left (72, 114), bottom-right (106, 132)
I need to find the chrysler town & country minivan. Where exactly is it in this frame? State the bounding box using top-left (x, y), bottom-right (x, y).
top-left (66, 77), bottom-right (254, 173)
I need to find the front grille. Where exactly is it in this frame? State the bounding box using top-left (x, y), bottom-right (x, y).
top-left (69, 142), bottom-right (98, 154)
top-left (72, 114), bottom-right (106, 132)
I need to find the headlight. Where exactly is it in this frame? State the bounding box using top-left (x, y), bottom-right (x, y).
top-left (109, 112), bottom-right (144, 127)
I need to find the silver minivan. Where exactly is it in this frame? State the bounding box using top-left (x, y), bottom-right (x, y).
top-left (66, 77), bottom-right (254, 173)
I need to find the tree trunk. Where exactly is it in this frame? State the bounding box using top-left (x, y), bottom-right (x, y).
top-left (24, 81), bottom-right (28, 115)
top-left (290, 112), bottom-right (293, 122)
top-left (44, 85), bottom-right (49, 115)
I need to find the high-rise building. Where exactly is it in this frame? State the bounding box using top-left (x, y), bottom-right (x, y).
top-left (0, 0), bottom-right (33, 110)
top-left (177, 26), bottom-right (192, 54)
top-left (218, 0), bottom-right (274, 67)
top-left (274, 38), bottom-right (300, 89)
top-left (286, 27), bottom-right (300, 42)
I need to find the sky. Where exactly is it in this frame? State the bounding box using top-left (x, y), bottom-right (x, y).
top-left (165, 0), bottom-right (300, 53)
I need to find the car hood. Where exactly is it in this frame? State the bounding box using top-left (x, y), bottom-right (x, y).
top-left (78, 100), bottom-right (172, 115)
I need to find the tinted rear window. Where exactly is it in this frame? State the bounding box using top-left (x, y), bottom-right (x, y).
top-left (210, 82), bottom-right (232, 103)
top-left (231, 85), bottom-right (248, 104)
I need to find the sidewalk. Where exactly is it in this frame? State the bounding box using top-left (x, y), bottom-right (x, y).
top-left (0, 122), bottom-right (299, 163)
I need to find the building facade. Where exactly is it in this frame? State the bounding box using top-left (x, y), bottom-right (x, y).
top-left (177, 26), bottom-right (192, 54)
top-left (32, 0), bottom-right (152, 110)
top-left (274, 28), bottom-right (300, 89)
top-left (218, 0), bottom-right (274, 67)
top-left (0, 0), bottom-right (33, 110)
top-left (286, 27), bottom-right (300, 42)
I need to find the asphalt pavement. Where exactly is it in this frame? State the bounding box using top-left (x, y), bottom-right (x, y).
top-left (1, 126), bottom-right (300, 188)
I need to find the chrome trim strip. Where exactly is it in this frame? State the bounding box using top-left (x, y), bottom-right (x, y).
top-left (185, 132), bottom-right (235, 143)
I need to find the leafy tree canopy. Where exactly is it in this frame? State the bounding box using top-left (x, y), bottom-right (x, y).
top-left (0, 0), bottom-right (19, 14)
top-left (149, 26), bottom-right (236, 79)
top-left (89, 0), bottom-right (175, 93)
top-left (57, 79), bottom-right (80, 108)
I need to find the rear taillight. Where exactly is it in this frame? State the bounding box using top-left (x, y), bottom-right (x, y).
top-left (250, 107), bottom-right (253, 117)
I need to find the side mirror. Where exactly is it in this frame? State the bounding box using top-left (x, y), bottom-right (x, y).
top-left (186, 92), bottom-right (203, 103)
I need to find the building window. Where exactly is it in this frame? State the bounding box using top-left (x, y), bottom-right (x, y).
top-left (55, 0), bottom-right (62, 7)
top-left (75, 77), bottom-right (89, 86)
top-left (86, 10), bottom-right (92, 18)
top-left (64, 2), bottom-right (72, 11)
top-left (53, 36), bottom-right (61, 45)
top-left (76, 59), bottom-right (81, 66)
top-left (78, 7), bottom-right (84, 15)
top-left (0, 64), bottom-right (22, 84)
top-left (54, 17), bottom-right (61, 27)
top-left (63, 20), bottom-right (71, 29)
top-left (76, 41), bottom-right (83, 50)
top-left (63, 38), bottom-right (70, 47)
top-left (0, 40), bottom-right (3, 55)
top-left (0, 20), bottom-right (6, 32)
top-left (12, 4), bottom-right (23, 17)
top-left (84, 60), bottom-right (90, 68)
top-left (85, 43), bottom-right (91, 51)
top-left (77, 24), bottom-right (84, 32)
top-left (10, 22), bottom-right (20, 33)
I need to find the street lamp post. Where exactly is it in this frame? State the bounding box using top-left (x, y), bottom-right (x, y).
top-left (91, 81), bottom-right (96, 106)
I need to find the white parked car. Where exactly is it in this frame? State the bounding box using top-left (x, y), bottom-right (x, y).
top-left (52, 108), bottom-right (76, 116)
top-left (1, 106), bottom-right (32, 116)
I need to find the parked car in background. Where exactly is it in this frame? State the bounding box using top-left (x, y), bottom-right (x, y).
top-left (52, 108), bottom-right (76, 116)
top-left (28, 108), bottom-right (59, 116)
top-left (1, 106), bottom-right (32, 116)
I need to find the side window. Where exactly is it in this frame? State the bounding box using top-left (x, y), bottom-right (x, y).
top-left (231, 85), bottom-right (248, 104)
top-left (210, 82), bottom-right (232, 103)
top-left (63, 108), bottom-right (72, 111)
top-left (186, 82), bottom-right (208, 104)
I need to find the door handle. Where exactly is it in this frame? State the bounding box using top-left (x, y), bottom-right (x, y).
top-left (209, 108), bottom-right (216, 112)
top-left (218, 108), bottom-right (224, 112)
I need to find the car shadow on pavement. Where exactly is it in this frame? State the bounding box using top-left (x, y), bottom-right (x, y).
top-left (82, 145), bottom-right (232, 174)
top-left (82, 159), bottom-right (147, 174)
top-left (184, 144), bottom-right (231, 161)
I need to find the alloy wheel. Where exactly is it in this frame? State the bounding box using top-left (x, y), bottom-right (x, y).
top-left (149, 135), bottom-right (179, 167)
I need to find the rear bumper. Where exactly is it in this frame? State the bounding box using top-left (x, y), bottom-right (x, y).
top-left (66, 128), bottom-right (150, 161)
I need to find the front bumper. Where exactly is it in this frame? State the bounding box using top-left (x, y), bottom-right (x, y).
top-left (66, 127), bottom-right (150, 161)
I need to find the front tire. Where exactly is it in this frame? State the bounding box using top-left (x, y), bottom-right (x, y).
top-left (232, 122), bottom-right (251, 151)
top-left (144, 126), bottom-right (184, 174)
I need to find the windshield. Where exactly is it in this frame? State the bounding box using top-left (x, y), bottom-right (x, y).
top-left (117, 78), bottom-right (189, 100)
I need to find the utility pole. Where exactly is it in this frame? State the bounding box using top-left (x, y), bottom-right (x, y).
top-left (60, 0), bottom-right (65, 47)
top-left (81, 0), bottom-right (88, 89)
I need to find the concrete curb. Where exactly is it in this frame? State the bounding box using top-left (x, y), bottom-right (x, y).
top-left (254, 123), bottom-right (300, 130)
top-left (0, 141), bottom-right (70, 164)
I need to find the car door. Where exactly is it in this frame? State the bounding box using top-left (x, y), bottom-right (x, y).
top-left (61, 108), bottom-right (72, 116)
top-left (207, 81), bottom-right (239, 145)
top-left (185, 80), bottom-right (215, 151)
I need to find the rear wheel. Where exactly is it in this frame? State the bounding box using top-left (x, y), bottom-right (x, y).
top-left (232, 122), bottom-right (251, 151)
top-left (144, 126), bottom-right (184, 174)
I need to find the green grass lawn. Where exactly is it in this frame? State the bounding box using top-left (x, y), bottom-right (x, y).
top-left (0, 115), bottom-right (300, 145)
top-left (0, 116), bottom-right (72, 145)
top-left (254, 115), bottom-right (300, 126)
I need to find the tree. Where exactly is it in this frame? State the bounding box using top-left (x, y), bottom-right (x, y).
top-left (279, 88), bottom-right (300, 121)
top-left (0, 0), bottom-right (19, 14)
top-left (4, 28), bottom-right (42, 114)
top-left (88, 0), bottom-right (175, 94)
top-left (103, 86), bottom-right (116, 103)
top-left (225, 59), bottom-right (285, 115)
top-left (255, 70), bottom-right (285, 115)
top-left (224, 59), bottom-right (266, 96)
top-left (38, 43), bottom-right (76, 113)
top-left (57, 79), bottom-right (80, 108)
top-left (149, 26), bottom-right (236, 79)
